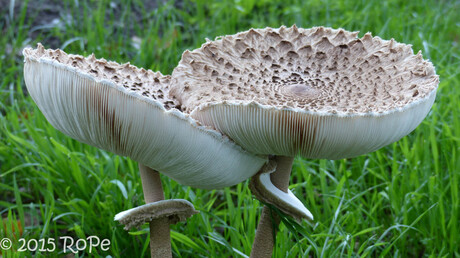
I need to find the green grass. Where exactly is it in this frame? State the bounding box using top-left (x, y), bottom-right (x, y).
top-left (1, 0), bottom-right (459, 257)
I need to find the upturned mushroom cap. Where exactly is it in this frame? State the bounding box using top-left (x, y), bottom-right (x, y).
top-left (23, 44), bottom-right (267, 189)
top-left (114, 199), bottom-right (198, 230)
top-left (170, 26), bottom-right (439, 160)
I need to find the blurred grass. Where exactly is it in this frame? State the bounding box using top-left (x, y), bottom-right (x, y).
top-left (1, 0), bottom-right (459, 257)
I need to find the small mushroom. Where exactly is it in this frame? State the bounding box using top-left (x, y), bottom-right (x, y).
top-left (170, 26), bottom-right (439, 256)
top-left (115, 197), bottom-right (199, 230)
top-left (23, 44), bottom-right (267, 257)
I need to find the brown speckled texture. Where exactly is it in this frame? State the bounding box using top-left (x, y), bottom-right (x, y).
top-left (171, 26), bottom-right (439, 114)
top-left (24, 44), bottom-right (180, 110)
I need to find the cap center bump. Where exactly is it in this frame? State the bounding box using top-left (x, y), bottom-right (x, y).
top-left (280, 83), bottom-right (320, 99)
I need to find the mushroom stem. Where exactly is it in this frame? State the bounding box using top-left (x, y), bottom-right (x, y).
top-left (139, 164), bottom-right (172, 258)
top-left (250, 156), bottom-right (294, 258)
top-left (268, 156), bottom-right (294, 192)
top-left (250, 206), bottom-right (279, 258)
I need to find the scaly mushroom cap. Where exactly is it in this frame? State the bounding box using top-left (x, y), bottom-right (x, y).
top-left (170, 26), bottom-right (439, 159)
top-left (23, 44), bottom-right (267, 189)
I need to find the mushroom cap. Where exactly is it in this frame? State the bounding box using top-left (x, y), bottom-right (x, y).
top-left (170, 26), bottom-right (439, 159)
top-left (114, 199), bottom-right (198, 230)
top-left (23, 44), bottom-right (267, 189)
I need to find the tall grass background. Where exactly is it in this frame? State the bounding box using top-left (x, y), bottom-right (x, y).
top-left (0, 0), bottom-right (459, 257)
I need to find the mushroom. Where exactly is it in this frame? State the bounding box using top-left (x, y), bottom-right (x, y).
top-left (23, 44), bottom-right (268, 257)
top-left (169, 26), bottom-right (439, 256)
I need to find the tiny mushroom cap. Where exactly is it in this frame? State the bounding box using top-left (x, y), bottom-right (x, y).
top-left (23, 44), bottom-right (267, 189)
top-left (114, 199), bottom-right (199, 230)
top-left (170, 26), bottom-right (439, 219)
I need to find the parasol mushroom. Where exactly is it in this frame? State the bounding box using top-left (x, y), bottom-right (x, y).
top-left (23, 44), bottom-right (267, 257)
top-left (170, 26), bottom-right (439, 257)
